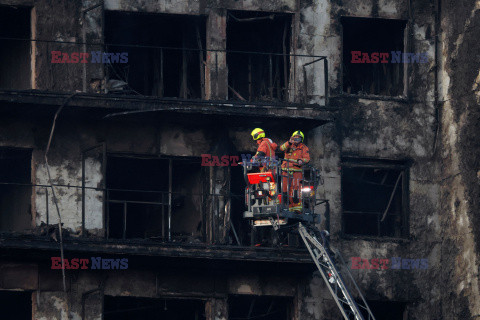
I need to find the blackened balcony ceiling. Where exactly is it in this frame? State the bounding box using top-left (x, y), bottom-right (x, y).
top-left (0, 233), bottom-right (315, 272)
top-left (0, 90), bottom-right (336, 130)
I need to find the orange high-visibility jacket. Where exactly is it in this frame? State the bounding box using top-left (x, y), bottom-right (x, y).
top-left (280, 142), bottom-right (310, 171)
top-left (255, 138), bottom-right (278, 158)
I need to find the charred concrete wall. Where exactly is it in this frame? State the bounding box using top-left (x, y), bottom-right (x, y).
top-left (435, 0), bottom-right (480, 318)
top-left (0, 260), bottom-right (305, 320)
top-left (0, 0), bottom-right (328, 102)
top-left (0, 0), bottom-right (478, 319)
top-left (0, 110), bottom-right (296, 237)
top-left (300, 0), bottom-right (441, 319)
top-left (300, 0), bottom-right (478, 319)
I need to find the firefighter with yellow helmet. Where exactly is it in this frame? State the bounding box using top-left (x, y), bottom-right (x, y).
top-left (279, 130), bottom-right (310, 212)
top-left (250, 128), bottom-right (277, 172)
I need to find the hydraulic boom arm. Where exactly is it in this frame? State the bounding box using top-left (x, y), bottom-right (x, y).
top-left (297, 223), bottom-right (376, 320)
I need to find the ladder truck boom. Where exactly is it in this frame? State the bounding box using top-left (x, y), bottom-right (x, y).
top-left (298, 223), bottom-right (376, 320)
top-left (241, 158), bottom-right (376, 320)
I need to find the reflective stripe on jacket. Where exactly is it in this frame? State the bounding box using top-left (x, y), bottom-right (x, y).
top-left (255, 138), bottom-right (278, 158)
top-left (280, 142), bottom-right (310, 171)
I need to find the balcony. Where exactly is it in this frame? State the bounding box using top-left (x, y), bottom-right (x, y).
top-left (0, 176), bottom-right (318, 267)
top-left (0, 167), bottom-right (305, 246)
top-left (101, 45), bottom-right (329, 106)
top-left (0, 37), bottom-right (328, 107)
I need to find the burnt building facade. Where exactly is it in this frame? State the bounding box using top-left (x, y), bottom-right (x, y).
top-left (0, 0), bottom-right (479, 319)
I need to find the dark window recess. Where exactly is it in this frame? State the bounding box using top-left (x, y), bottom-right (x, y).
top-left (342, 17), bottom-right (406, 96)
top-left (0, 291), bottom-right (32, 320)
top-left (229, 295), bottom-right (292, 320)
top-left (105, 11), bottom-right (206, 98)
top-left (0, 148), bottom-right (32, 232)
top-left (0, 6), bottom-right (31, 90)
top-left (104, 296), bottom-right (205, 320)
top-left (227, 11), bottom-right (292, 102)
top-left (106, 156), bottom-right (204, 241)
top-left (342, 159), bottom-right (408, 237)
top-left (360, 300), bottom-right (407, 320)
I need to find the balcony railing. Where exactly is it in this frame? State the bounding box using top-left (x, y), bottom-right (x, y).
top-left (104, 188), bottom-right (230, 243)
top-left (104, 45), bottom-right (329, 105)
top-left (0, 181), bottom-right (245, 245)
top-left (0, 36), bottom-right (328, 106)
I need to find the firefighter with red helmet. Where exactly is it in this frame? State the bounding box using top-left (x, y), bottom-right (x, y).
top-left (280, 130), bottom-right (310, 212)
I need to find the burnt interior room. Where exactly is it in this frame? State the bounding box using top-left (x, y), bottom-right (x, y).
top-left (104, 296), bottom-right (206, 320)
top-left (106, 155), bottom-right (203, 241)
top-left (0, 148), bottom-right (31, 232)
top-left (228, 295), bottom-right (292, 320)
top-left (0, 290), bottom-right (32, 320)
top-left (0, 6), bottom-right (31, 90)
top-left (104, 11), bottom-right (206, 98)
top-left (226, 11), bottom-right (292, 102)
top-left (342, 17), bottom-right (406, 96)
top-left (362, 300), bottom-right (407, 320)
top-left (341, 159), bottom-right (407, 237)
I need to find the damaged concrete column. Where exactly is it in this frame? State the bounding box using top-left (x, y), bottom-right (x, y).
top-left (206, 166), bottom-right (230, 245)
top-left (82, 1), bottom-right (105, 93)
top-left (206, 298), bottom-right (228, 320)
top-left (206, 9), bottom-right (228, 100)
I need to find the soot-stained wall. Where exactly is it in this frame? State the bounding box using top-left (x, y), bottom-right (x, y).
top-left (0, 0), bottom-right (478, 319)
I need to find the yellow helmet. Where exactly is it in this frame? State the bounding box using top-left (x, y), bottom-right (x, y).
top-left (292, 130), bottom-right (304, 141)
top-left (251, 128), bottom-right (265, 140)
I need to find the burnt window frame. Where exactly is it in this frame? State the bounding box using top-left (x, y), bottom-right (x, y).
top-left (226, 10), bottom-right (293, 103)
top-left (0, 290), bottom-right (33, 319)
top-left (105, 154), bottom-right (205, 242)
top-left (228, 294), bottom-right (293, 320)
top-left (0, 5), bottom-right (33, 90)
top-left (340, 16), bottom-right (408, 98)
top-left (0, 147), bottom-right (33, 232)
top-left (340, 158), bottom-right (410, 239)
top-left (361, 300), bottom-right (408, 319)
top-left (103, 11), bottom-right (207, 98)
top-left (103, 295), bottom-right (206, 320)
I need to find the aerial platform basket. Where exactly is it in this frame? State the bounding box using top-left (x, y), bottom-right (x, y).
top-left (241, 157), bottom-right (323, 227)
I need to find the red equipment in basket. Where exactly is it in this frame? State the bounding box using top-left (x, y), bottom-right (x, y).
top-left (247, 172), bottom-right (276, 184)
